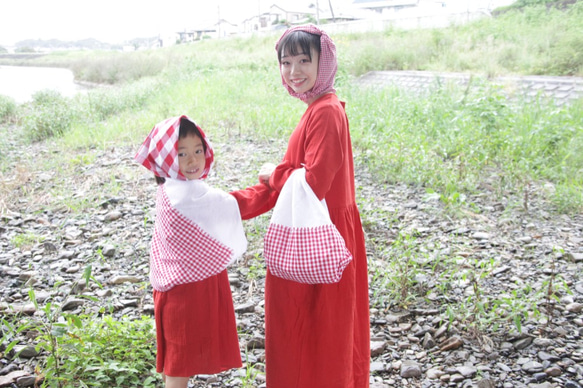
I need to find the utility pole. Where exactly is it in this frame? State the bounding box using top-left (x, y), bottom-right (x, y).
top-left (217, 5), bottom-right (221, 38)
top-left (328, 0), bottom-right (335, 23)
top-left (316, 0), bottom-right (320, 24)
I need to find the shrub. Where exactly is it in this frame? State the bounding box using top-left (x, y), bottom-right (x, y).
top-left (53, 315), bottom-right (160, 388)
top-left (23, 90), bottom-right (74, 141)
top-left (0, 95), bottom-right (17, 123)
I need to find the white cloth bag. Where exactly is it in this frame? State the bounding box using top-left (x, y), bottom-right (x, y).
top-left (263, 168), bottom-right (353, 284)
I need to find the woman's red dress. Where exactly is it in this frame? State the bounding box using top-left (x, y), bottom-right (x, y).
top-left (232, 93), bottom-right (370, 388)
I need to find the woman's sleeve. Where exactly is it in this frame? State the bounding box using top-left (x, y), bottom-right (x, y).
top-left (270, 104), bottom-right (344, 200)
top-left (230, 183), bottom-right (278, 220)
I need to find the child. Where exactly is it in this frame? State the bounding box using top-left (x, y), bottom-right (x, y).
top-left (135, 115), bottom-right (247, 388)
top-left (231, 25), bottom-right (370, 387)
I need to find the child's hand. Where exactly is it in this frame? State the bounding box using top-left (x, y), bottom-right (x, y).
top-left (259, 163), bottom-right (276, 186)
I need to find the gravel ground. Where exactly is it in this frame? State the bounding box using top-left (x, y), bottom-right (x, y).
top-left (1, 123), bottom-right (582, 388)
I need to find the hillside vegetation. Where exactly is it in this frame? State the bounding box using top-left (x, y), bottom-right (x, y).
top-left (0, 3), bottom-right (582, 387)
top-left (1, 1), bottom-right (582, 214)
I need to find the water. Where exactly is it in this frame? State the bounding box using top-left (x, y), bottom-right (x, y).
top-left (0, 65), bottom-right (88, 103)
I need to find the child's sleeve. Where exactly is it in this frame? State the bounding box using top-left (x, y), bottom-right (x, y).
top-left (230, 183), bottom-right (278, 220)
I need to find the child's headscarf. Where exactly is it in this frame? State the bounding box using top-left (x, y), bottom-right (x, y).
top-left (134, 115), bottom-right (214, 180)
top-left (275, 24), bottom-right (337, 104)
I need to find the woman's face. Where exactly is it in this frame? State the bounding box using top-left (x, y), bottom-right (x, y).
top-left (280, 45), bottom-right (319, 95)
top-left (177, 133), bottom-right (205, 180)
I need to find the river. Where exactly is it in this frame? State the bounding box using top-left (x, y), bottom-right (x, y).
top-left (0, 65), bottom-right (88, 104)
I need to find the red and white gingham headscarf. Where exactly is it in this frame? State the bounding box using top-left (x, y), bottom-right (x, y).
top-left (134, 115), bottom-right (214, 180)
top-left (275, 24), bottom-right (337, 104)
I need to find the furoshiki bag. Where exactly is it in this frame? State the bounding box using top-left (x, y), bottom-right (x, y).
top-left (263, 168), bottom-right (353, 284)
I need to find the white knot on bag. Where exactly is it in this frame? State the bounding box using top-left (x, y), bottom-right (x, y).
top-left (263, 168), bottom-right (353, 284)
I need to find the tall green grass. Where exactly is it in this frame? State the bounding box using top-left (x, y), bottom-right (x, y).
top-left (1, 3), bottom-right (581, 213)
top-left (347, 81), bottom-right (583, 212)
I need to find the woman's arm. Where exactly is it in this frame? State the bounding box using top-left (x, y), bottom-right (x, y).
top-left (230, 183), bottom-right (278, 220)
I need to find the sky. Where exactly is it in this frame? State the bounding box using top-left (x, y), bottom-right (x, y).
top-left (0, 0), bottom-right (322, 46)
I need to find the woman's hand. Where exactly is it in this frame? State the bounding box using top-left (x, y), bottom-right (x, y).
top-left (258, 163), bottom-right (276, 186)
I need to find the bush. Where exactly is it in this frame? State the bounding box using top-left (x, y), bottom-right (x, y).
top-left (23, 90), bottom-right (74, 141)
top-left (0, 95), bottom-right (17, 123)
top-left (52, 315), bottom-right (160, 388)
top-left (71, 52), bottom-right (168, 84)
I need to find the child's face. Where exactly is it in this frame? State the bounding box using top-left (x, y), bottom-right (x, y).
top-left (280, 45), bottom-right (319, 95)
top-left (177, 133), bottom-right (205, 180)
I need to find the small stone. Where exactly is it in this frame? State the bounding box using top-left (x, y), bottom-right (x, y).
top-left (400, 360), bottom-right (422, 378)
top-left (422, 332), bottom-right (435, 349)
top-left (513, 336), bottom-right (533, 350)
top-left (109, 275), bottom-right (141, 284)
top-left (104, 211), bottom-right (123, 221)
top-left (456, 365), bottom-right (477, 377)
top-left (370, 341), bottom-right (386, 357)
top-left (522, 360), bottom-right (544, 373)
top-left (450, 373), bottom-right (464, 383)
top-left (477, 378), bottom-right (496, 388)
top-left (529, 383), bottom-right (554, 388)
top-left (234, 302), bottom-right (255, 313)
top-left (65, 264), bottom-right (81, 273)
top-left (16, 375), bottom-right (37, 387)
top-left (426, 367), bottom-right (444, 379)
top-left (62, 299), bottom-right (85, 311)
top-left (565, 381), bottom-right (582, 388)
top-left (440, 336), bottom-right (463, 352)
top-left (14, 345), bottom-right (39, 358)
top-left (434, 324), bottom-right (448, 338)
top-left (246, 337), bottom-right (265, 350)
top-left (566, 302), bottom-right (583, 313)
top-left (538, 351), bottom-right (560, 362)
top-left (533, 338), bottom-right (553, 347)
top-left (102, 244), bottom-right (116, 257)
top-left (0, 371), bottom-right (29, 386)
top-left (544, 366), bottom-right (562, 376)
top-left (370, 361), bottom-right (385, 373)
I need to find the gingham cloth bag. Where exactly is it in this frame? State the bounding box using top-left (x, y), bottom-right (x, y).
top-left (264, 168), bottom-right (353, 284)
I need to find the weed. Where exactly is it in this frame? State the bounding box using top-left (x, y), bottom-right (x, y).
top-left (10, 232), bottom-right (45, 250)
top-left (0, 94), bottom-right (17, 123)
top-left (0, 265), bottom-right (160, 387)
top-left (23, 90), bottom-right (74, 142)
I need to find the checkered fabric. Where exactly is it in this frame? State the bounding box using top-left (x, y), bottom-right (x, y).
top-left (150, 185), bottom-right (234, 291)
top-left (275, 24), bottom-right (337, 104)
top-left (263, 168), bottom-right (352, 284)
top-left (134, 115), bottom-right (214, 180)
top-left (264, 223), bottom-right (352, 284)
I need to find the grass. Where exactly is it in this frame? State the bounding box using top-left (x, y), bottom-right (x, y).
top-left (1, 4), bottom-right (578, 215)
top-left (0, 2), bottom-right (582, 386)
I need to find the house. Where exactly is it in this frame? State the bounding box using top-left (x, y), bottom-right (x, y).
top-left (177, 27), bottom-right (216, 43)
top-left (215, 19), bottom-right (239, 38)
top-left (240, 4), bottom-right (316, 33)
top-left (352, 0), bottom-right (419, 13)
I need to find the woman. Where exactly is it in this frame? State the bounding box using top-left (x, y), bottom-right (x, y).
top-left (231, 24), bottom-right (370, 388)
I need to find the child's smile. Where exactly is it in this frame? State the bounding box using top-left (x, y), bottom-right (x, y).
top-left (177, 133), bottom-right (206, 180)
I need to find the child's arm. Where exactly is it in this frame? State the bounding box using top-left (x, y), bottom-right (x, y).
top-left (230, 183), bottom-right (278, 220)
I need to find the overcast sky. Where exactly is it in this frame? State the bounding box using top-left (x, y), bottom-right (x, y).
top-left (0, 0), bottom-right (330, 46)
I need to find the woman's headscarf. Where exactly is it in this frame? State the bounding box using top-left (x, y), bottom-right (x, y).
top-left (134, 115), bottom-right (214, 180)
top-left (275, 24), bottom-right (337, 104)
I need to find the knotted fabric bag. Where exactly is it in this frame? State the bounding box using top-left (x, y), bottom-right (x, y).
top-left (264, 168), bottom-right (353, 284)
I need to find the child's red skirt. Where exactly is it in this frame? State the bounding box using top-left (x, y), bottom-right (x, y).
top-left (153, 270), bottom-right (242, 377)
